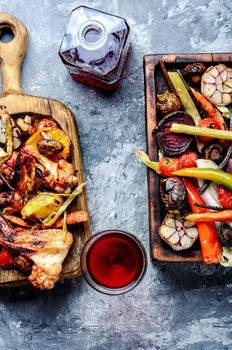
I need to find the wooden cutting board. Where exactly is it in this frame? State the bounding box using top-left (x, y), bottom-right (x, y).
top-left (0, 13), bottom-right (90, 287)
top-left (144, 52), bottom-right (232, 262)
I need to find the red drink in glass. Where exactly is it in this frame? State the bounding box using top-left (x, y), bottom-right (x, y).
top-left (81, 230), bottom-right (147, 295)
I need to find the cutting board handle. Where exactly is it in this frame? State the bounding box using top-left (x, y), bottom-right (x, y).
top-left (0, 13), bottom-right (28, 96)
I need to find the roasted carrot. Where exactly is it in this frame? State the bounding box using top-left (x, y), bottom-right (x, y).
top-left (183, 178), bottom-right (221, 264)
top-left (4, 211), bottom-right (88, 229)
top-left (185, 210), bottom-right (232, 222)
top-left (190, 88), bottom-right (226, 130)
top-left (4, 214), bottom-right (32, 227)
top-left (43, 211), bottom-right (88, 228)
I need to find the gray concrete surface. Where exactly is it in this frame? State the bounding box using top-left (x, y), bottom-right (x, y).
top-left (0, 0), bottom-right (232, 349)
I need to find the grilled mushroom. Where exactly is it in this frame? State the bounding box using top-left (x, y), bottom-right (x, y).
top-left (37, 139), bottom-right (64, 156)
top-left (182, 63), bottom-right (206, 83)
top-left (218, 223), bottom-right (232, 247)
top-left (202, 142), bottom-right (224, 163)
top-left (156, 91), bottom-right (181, 115)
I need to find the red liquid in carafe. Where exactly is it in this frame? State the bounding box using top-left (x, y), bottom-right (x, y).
top-left (86, 232), bottom-right (144, 289)
top-left (59, 6), bottom-right (131, 90)
top-left (70, 43), bottom-right (132, 90)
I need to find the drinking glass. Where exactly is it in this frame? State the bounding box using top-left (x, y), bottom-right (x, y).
top-left (81, 230), bottom-right (147, 295)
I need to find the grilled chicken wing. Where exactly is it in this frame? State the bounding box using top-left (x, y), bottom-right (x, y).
top-left (0, 149), bottom-right (36, 213)
top-left (23, 145), bottom-right (77, 193)
top-left (0, 151), bottom-right (18, 180)
top-left (0, 216), bottom-right (73, 289)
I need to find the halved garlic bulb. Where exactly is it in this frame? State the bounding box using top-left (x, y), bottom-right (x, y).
top-left (201, 64), bottom-right (232, 106)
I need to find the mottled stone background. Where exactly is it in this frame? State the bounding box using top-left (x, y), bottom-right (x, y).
top-left (0, 0), bottom-right (232, 349)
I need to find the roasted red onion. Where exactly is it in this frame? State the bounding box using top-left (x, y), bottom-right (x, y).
top-left (226, 158), bottom-right (232, 174)
top-left (153, 111), bottom-right (195, 156)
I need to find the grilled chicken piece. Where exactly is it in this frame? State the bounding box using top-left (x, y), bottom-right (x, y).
top-left (14, 148), bottom-right (36, 193)
top-left (0, 191), bottom-right (24, 213)
top-left (0, 215), bottom-right (73, 289)
top-left (16, 115), bottom-right (32, 134)
top-left (159, 213), bottom-right (198, 251)
top-left (0, 150), bottom-right (36, 213)
top-left (23, 145), bottom-right (77, 193)
top-left (0, 151), bottom-right (18, 180)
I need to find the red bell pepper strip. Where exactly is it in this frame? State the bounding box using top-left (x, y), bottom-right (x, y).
top-left (183, 178), bottom-right (221, 264)
top-left (136, 150), bottom-right (198, 176)
top-left (217, 185), bottom-right (232, 209)
top-left (0, 247), bottom-right (16, 268)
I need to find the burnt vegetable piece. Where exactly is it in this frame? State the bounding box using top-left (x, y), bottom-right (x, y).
top-left (182, 63), bottom-right (206, 83)
top-left (156, 90), bottom-right (181, 115)
top-left (160, 177), bottom-right (187, 212)
top-left (202, 142), bottom-right (224, 163)
top-left (218, 224), bottom-right (232, 247)
top-left (37, 139), bottom-right (64, 156)
top-left (153, 111), bottom-right (195, 156)
top-left (159, 213), bottom-right (198, 251)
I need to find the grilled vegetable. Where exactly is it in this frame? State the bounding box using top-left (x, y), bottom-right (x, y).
top-left (37, 139), bottom-right (64, 156)
top-left (190, 88), bottom-right (226, 129)
top-left (173, 167), bottom-right (232, 191)
top-left (160, 177), bottom-right (187, 212)
top-left (159, 213), bottom-right (198, 251)
top-left (26, 127), bottom-right (71, 160)
top-left (168, 72), bottom-right (201, 125)
top-left (226, 158), bottom-right (232, 174)
top-left (197, 118), bottom-right (220, 143)
top-left (4, 210), bottom-right (88, 228)
top-left (136, 150), bottom-right (198, 176)
top-left (201, 64), bottom-right (232, 106)
top-left (202, 143), bottom-right (224, 163)
top-left (182, 63), bottom-right (206, 83)
top-left (42, 182), bottom-right (86, 227)
top-left (185, 210), bottom-right (232, 222)
top-left (170, 123), bottom-right (232, 140)
top-left (21, 193), bottom-right (63, 220)
top-left (47, 211), bottom-right (89, 228)
top-left (156, 90), bottom-right (181, 115)
top-left (183, 178), bottom-right (221, 264)
top-left (153, 111), bottom-right (195, 156)
top-left (29, 118), bottom-right (58, 135)
top-left (219, 224), bottom-right (232, 247)
top-left (217, 185), bottom-right (232, 208)
top-left (217, 106), bottom-right (231, 119)
top-left (3, 214), bottom-right (32, 227)
top-left (196, 159), bottom-right (222, 223)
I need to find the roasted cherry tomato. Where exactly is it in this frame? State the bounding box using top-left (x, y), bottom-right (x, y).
top-left (217, 185), bottom-right (232, 209)
top-left (159, 151), bottom-right (198, 177)
top-left (198, 118), bottom-right (220, 143)
top-left (178, 151), bottom-right (198, 168)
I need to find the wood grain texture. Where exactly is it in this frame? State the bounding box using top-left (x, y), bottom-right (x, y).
top-left (0, 13), bottom-right (90, 287)
top-left (144, 53), bottom-right (232, 262)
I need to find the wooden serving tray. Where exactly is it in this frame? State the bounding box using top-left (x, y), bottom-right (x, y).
top-left (0, 13), bottom-right (90, 287)
top-left (144, 53), bottom-right (232, 262)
